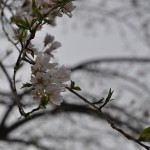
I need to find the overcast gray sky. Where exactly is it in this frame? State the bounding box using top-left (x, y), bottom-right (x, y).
top-left (32, 13), bottom-right (150, 67)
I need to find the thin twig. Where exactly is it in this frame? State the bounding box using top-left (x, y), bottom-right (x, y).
top-left (0, 1), bottom-right (20, 52)
top-left (66, 87), bottom-right (150, 150)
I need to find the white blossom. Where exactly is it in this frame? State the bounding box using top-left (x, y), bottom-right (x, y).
top-left (43, 34), bottom-right (54, 46)
top-left (61, 2), bottom-right (76, 18)
top-left (31, 48), bottom-right (70, 106)
top-left (44, 41), bottom-right (61, 57)
top-left (13, 0), bottom-right (75, 106)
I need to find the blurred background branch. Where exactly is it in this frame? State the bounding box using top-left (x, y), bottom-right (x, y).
top-left (0, 0), bottom-right (150, 150)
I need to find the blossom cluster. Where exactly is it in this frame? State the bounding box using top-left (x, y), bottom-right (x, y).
top-left (12, 0), bottom-right (76, 106)
top-left (15, 0), bottom-right (76, 26)
top-left (31, 34), bottom-right (70, 106)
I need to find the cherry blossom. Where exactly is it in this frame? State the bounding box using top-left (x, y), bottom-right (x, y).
top-left (30, 34), bottom-right (70, 105)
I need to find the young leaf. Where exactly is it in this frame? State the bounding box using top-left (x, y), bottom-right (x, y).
top-left (70, 80), bottom-right (81, 91)
top-left (22, 0), bottom-right (30, 8)
top-left (39, 96), bottom-right (48, 109)
top-left (31, 18), bottom-right (38, 27)
top-left (31, 51), bottom-right (34, 58)
top-left (21, 83), bottom-right (32, 89)
top-left (73, 86), bottom-right (81, 91)
top-left (138, 127), bottom-right (150, 142)
top-left (13, 17), bottom-right (30, 29)
top-left (70, 80), bottom-right (75, 89)
top-left (32, 0), bottom-right (44, 21)
top-left (32, 0), bottom-right (37, 12)
top-left (98, 88), bottom-right (114, 109)
top-left (92, 98), bottom-right (104, 105)
top-left (105, 88), bottom-right (114, 103)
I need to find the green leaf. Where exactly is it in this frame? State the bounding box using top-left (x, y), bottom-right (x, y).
top-left (92, 98), bottom-right (104, 105)
top-left (39, 96), bottom-right (48, 109)
top-left (105, 88), bottom-right (114, 103)
top-left (13, 17), bottom-right (30, 29)
top-left (73, 86), bottom-right (81, 91)
top-left (70, 80), bottom-right (75, 89)
top-left (21, 83), bottom-right (32, 89)
top-left (138, 127), bottom-right (150, 142)
top-left (31, 18), bottom-right (38, 27)
top-left (30, 49), bottom-right (34, 58)
top-left (32, 0), bottom-right (37, 12)
top-left (24, 17), bottom-right (30, 28)
top-left (17, 63), bottom-right (24, 71)
top-left (70, 80), bottom-right (81, 91)
top-left (98, 88), bottom-right (114, 109)
top-left (22, 0), bottom-right (30, 8)
top-left (31, 0), bottom-right (53, 25)
top-left (32, 0), bottom-right (44, 20)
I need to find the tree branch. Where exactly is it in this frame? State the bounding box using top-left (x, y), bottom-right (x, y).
top-left (66, 87), bottom-right (150, 150)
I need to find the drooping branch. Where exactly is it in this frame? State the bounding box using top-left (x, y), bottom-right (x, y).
top-left (1, 138), bottom-right (55, 150)
top-left (70, 57), bottom-right (150, 71)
